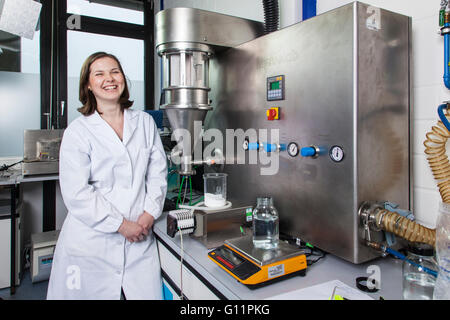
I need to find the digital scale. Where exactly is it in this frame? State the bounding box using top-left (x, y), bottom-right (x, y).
top-left (208, 235), bottom-right (307, 288)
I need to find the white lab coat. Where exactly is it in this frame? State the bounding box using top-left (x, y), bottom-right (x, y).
top-left (47, 109), bottom-right (168, 300)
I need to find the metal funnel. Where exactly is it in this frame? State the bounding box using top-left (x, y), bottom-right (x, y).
top-left (165, 107), bottom-right (211, 156)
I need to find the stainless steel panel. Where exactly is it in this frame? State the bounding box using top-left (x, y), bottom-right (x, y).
top-left (22, 161), bottom-right (59, 176)
top-left (191, 205), bottom-right (252, 249)
top-left (155, 8), bottom-right (265, 53)
top-left (355, 3), bottom-right (411, 262)
top-left (23, 129), bottom-right (64, 176)
top-left (206, 2), bottom-right (411, 264)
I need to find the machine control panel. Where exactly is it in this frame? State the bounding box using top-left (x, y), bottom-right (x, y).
top-left (267, 75), bottom-right (285, 101)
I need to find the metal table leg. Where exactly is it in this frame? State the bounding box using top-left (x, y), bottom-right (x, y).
top-left (10, 184), bottom-right (17, 295)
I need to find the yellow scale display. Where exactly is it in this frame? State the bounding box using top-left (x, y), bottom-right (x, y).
top-left (208, 235), bottom-right (307, 288)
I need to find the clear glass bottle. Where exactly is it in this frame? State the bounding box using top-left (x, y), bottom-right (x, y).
top-left (252, 197), bottom-right (279, 249)
top-left (402, 243), bottom-right (438, 300)
top-left (434, 202), bottom-right (450, 300)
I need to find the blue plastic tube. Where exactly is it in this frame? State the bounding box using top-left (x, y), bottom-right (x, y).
top-left (437, 103), bottom-right (450, 132)
top-left (444, 22), bottom-right (450, 89)
top-left (384, 246), bottom-right (438, 278)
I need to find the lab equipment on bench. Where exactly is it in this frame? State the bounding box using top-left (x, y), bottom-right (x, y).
top-left (156, 2), bottom-right (412, 264)
top-left (22, 129), bottom-right (64, 176)
top-left (167, 205), bottom-right (253, 249)
top-left (30, 230), bottom-right (59, 283)
top-left (167, 209), bottom-right (195, 238)
top-left (208, 235), bottom-right (306, 288)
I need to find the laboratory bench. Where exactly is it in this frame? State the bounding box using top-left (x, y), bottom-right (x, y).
top-left (0, 170), bottom-right (59, 295)
top-left (153, 211), bottom-right (404, 300)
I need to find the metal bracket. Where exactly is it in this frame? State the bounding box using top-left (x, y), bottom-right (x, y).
top-left (358, 201), bottom-right (384, 240)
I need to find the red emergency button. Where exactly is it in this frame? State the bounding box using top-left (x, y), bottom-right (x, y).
top-left (267, 107), bottom-right (279, 120)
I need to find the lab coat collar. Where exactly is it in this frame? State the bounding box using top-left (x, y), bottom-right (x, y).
top-left (84, 109), bottom-right (138, 146)
top-left (85, 108), bottom-right (138, 123)
top-left (85, 110), bottom-right (104, 126)
top-left (123, 109), bottom-right (138, 146)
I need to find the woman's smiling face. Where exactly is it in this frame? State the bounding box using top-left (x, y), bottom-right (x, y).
top-left (88, 56), bottom-right (125, 106)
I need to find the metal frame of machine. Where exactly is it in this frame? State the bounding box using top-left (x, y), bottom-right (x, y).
top-left (156, 2), bottom-right (412, 264)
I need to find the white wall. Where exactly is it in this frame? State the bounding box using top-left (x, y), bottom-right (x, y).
top-left (318, 1), bottom-right (445, 228)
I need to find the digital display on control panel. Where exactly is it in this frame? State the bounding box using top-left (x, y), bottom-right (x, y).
top-left (267, 75), bottom-right (285, 101)
top-left (270, 81), bottom-right (280, 90)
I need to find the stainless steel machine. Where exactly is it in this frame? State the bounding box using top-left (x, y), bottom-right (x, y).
top-left (156, 2), bottom-right (411, 264)
top-left (22, 129), bottom-right (64, 176)
top-left (157, 7), bottom-right (265, 175)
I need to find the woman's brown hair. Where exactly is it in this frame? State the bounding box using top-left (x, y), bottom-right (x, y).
top-left (77, 52), bottom-right (133, 116)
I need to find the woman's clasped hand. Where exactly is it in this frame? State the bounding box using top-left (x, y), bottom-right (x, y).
top-left (118, 212), bottom-right (155, 243)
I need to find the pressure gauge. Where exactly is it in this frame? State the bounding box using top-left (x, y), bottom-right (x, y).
top-left (330, 145), bottom-right (344, 162)
top-left (287, 142), bottom-right (299, 157)
top-left (243, 138), bottom-right (249, 151)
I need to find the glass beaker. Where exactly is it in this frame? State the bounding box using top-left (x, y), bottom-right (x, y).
top-left (203, 173), bottom-right (227, 207)
top-left (252, 197), bottom-right (279, 249)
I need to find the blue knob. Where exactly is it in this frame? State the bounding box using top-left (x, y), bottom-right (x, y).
top-left (301, 147), bottom-right (316, 157)
top-left (261, 143), bottom-right (287, 152)
top-left (264, 143), bottom-right (276, 152)
top-left (248, 142), bottom-right (260, 150)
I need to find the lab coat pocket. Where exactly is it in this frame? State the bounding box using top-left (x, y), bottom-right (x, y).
top-left (62, 216), bottom-right (108, 258)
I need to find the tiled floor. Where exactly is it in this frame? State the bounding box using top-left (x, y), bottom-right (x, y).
top-left (0, 269), bottom-right (48, 300)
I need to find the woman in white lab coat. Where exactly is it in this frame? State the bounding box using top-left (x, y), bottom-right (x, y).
top-left (47, 52), bottom-right (168, 300)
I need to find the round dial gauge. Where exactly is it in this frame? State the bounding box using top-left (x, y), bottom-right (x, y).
top-left (243, 138), bottom-right (249, 151)
top-left (330, 145), bottom-right (344, 162)
top-left (287, 142), bottom-right (299, 157)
